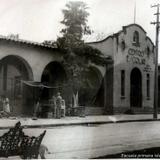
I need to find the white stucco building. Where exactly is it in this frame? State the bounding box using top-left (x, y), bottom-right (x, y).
top-left (0, 23), bottom-right (155, 116)
top-left (89, 24), bottom-right (155, 114)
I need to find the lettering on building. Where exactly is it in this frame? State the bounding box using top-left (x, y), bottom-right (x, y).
top-left (126, 48), bottom-right (146, 65)
top-left (143, 64), bottom-right (152, 72)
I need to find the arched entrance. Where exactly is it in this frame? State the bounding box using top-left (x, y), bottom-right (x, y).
top-left (0, 55), bottom-right (33, 115)
top-left (41, 61), bottom-right (67, 100)
top-left (79, 66), bottom-right (103, 106)
top-left (130, 68), bottom-right (142, 108)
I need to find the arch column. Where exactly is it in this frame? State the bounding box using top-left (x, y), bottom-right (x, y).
top-left (104, 62), bottom-right (114, 114)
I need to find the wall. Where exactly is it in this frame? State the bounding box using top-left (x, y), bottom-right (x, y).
top-left (0, 40), bottom-right (64, 115)
top-left (88, 36), bottom-right (114, 58)
top-left (88, 24), bottom-right (155, 114)
top-left (0, 40), bottom-right (63, 82)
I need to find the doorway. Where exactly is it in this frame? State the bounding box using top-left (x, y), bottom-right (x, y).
top-left (130, 68), bottom-right (142, 108)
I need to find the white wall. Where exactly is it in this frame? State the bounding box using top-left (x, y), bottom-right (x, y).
top-left (113, 24), bottom-right (155, 110)
top-left (0, 41), bottom-right (63, 81)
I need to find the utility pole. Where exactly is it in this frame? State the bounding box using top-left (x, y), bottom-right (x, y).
top-left (134, 0), bottom-right (136, 24)
top-left (151, 4), bottom-right (160, 119)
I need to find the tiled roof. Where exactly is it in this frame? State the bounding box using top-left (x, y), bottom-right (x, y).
top-left (0, 35), bottom-right (57, 49)
top-left (0, 35), bottom-right (112, 62)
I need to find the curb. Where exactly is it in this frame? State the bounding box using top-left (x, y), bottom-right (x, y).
top-left (0, 118), bottom-right (159, 130)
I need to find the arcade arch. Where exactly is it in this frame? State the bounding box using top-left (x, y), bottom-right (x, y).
top-left (41, 61), bottom-right (67, 100)
top-left (79, 66), bottom-right (103, 106)
top-left (0, 55), bottom-right (33, 115)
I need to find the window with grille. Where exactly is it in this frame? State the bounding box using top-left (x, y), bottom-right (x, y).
top-left (133, 31), bottom-right (140, 46)
top-left (146, 74), bottom-right (150, 99)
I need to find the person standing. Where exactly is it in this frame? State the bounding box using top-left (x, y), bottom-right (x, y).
top-left (56, 92), bottom-right (62, 119)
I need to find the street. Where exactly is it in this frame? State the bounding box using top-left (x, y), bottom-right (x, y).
top-left (1, 120), bottom-right (160, 159)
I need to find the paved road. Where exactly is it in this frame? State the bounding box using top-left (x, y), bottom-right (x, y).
top-left (1, 121), bottom-right (160, 159)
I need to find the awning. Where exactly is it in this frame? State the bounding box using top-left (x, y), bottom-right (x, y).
top-left (22, 80), bottom-right (68, 89)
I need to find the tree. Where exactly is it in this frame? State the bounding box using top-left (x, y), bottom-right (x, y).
top-left (42, 40), bottom-right (56, 47)
top-left (57, 1), bottom-right (91, 49)
top-left (56, 1), bottom-right (109, 108)
top-left (95, 32), bottom-right (107, 41)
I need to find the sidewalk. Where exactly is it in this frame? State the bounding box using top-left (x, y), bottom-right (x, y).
top-left (1, 114), bottom-right (160, 159)
top-left (0, 114), bottom-right (159, 129)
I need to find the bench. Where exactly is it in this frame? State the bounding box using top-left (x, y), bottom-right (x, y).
top-left (0, 121), bottom-right (46, 159)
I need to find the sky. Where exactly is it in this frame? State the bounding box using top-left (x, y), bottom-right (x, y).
top-left (0, 0), bottom-right (159, 56)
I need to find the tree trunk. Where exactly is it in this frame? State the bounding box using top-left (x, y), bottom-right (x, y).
top-left (73, 91), bottom-right (79, 107)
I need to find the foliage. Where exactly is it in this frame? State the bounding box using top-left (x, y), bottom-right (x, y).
top-left (57, 1), bottom-right (91, 49)
top-left (72, 44), bottom-right (109, 66)
top-left (42, 40), bottom-right (57, 47)
top-left (56, 1), bottom-right (110, 97)
top-left (61, 43), bottom-right (109, 93)
top-left (95, 32), bottom-right (107, 41)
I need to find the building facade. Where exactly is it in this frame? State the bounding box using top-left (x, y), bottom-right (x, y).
top-left (0, 36), bottom-right (66, 115)
top-left (89, 24), bottom-right (155, 114)
top-left (0, 36), bottom-right (105, 116)
top-left (0, 23), bottom-right (155, 116)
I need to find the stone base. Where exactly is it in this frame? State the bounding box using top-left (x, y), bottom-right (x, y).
top-left (85, 107), bottom-right (104, 115)
top-left (113, 107), bottom-right (130, 114)
top-left (113, 106), bottom-right (153, 114)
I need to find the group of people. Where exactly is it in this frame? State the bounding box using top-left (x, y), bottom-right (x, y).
top-left (34, 92), bottom-right (66, 119)
top-left (0, 96), bottom-right (11, 117)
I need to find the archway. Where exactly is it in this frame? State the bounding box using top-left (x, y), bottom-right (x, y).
top-left (130, 68), bottom-right (142, 108)
top-left (79, 66), bottom-right (103, 106)
top-left (0, 55), bottom-right (33, 115)
top-left (41, 61), bottom-right (67, 100)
